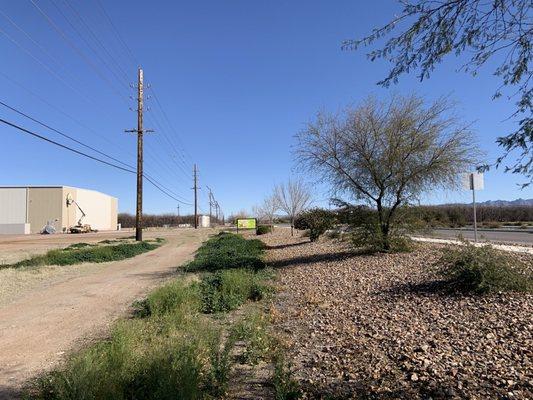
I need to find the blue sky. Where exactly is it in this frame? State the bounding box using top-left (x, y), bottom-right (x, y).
top-left (1, 0), bottom-right (531, 216)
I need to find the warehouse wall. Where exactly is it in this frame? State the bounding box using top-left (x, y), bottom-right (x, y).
top-left (110, 197), bottom-right (118, 230)
top-left (0, 188), bottom-right (27, 224)
top-left (74, 188), bottom-right (117, 231)
top-left (27, 187), bottom-right (63, 233)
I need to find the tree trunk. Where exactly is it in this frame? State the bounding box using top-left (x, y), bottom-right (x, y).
top-left (291, 218), bottom-right (294, 236)
top-left (381, 223), bottom-right (390, 251)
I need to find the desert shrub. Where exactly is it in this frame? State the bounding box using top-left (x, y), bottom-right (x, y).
top-left (293, 208), bottom-right (336, 242)
top-left (7, 241), bottom-right (159, 269)
top-left (200, 269), bottom-right (269, 313)
top-left (185, 232), bottom-right (266, 272)
top-left (438, 244), bottom-right (532, 293)
top-left (133, 279), bottom-right (201, 318)
top-left (256, 225), bottom-right (272, 235)
top-left (345, 207), bottom-right (409, 253)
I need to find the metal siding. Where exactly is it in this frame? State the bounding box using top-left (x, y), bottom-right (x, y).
top-left (27, 188), bottom-right (63, 234)
top-left (110, 197), bottom-right (118, 230)
top-left (75, 189), bottom-right (115, 231)
top-left (0, 188), bottom-right (27, 224)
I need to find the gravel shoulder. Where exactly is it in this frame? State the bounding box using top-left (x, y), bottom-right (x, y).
top-left (263, 229), bottom-right (533, 399)
top-left (0, 229), bottom-right (210, 398)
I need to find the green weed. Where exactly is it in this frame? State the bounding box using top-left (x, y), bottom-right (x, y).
top-left (185, 232), bottom-right (266, 272)
top-left (6, 242), bottom-right (159, 269)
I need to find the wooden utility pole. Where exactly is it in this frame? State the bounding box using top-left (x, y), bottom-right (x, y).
top-left (126, 68), bottom-right (151, 241)
top-left (193, 164), bottom-right (198, 229)
top-left (136, 68), bottom-right (143, 241)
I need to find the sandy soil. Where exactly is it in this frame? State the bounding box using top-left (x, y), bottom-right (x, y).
top-left (0, 228), bottom-right (211, 399)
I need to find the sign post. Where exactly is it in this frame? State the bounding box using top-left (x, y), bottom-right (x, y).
top-left (463, 172), bottom-right (484, 242)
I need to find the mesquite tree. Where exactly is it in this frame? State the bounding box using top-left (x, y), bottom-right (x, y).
top-left (296, 94), bottom-right (479, 250)
top-left (274, 179), bottom-right (312, 236)
top-left (343, 0), bottom-right (532, 186)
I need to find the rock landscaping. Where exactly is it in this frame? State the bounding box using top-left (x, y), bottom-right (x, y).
top-left (263, 229), bottom-right (533, 399)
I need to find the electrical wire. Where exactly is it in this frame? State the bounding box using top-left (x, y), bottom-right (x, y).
top-left (0, 117), bottom-right (193, 205)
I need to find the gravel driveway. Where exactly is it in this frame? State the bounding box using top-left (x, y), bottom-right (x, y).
top-left (263, 230), bottom-right (533, 399)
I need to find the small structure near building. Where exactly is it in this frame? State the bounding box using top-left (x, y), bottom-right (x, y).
top-left (0, 186), bottom-right (118, 234)
top-left (199, 215), bottom-right (210, 228)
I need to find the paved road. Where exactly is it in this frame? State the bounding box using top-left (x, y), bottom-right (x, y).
top-left (426, 228), bottom-right (533, 245)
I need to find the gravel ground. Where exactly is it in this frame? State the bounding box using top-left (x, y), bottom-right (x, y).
top-left (262, 229), bottom-right (533, 399)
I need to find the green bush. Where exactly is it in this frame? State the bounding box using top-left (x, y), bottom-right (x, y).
top-left (134, 279), bottom-right (202, 318)
top-left (256, 225), bottom-right (272, 235)
top-left (30, 310), bottom-right (223, 400)
top-left (438, 244), bottom-right (532, 293)
top-left (7, 241), bottom-right (159, 269)
top-left (185, 232), bottom-right (266, 272)
top-left (293, 208), bottom-right (335, 242)
top-left (200, 269), bottom-right (269, 313)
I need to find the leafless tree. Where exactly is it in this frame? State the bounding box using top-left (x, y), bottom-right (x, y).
top-left (296, 94), bottom-right (480, 250)
top-left (274, 179), bottom-right (312, 235)
top-left (253, 194), bottom-right (278, 231)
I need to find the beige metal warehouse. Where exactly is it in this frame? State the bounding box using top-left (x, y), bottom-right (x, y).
top-left (0, 186), bottom-right (118, 234)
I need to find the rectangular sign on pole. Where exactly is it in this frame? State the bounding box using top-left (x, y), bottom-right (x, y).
top-left (236, 218), bottom-right (257, 230)
top-left (462, 172), bottom-right (484, 190)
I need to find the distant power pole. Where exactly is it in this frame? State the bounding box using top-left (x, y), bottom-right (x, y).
top-left (206, 186), bottom-right (213, 220)
top-left (193, 164), bottom-right (198, 229)
top-left (177, 204), bottom-right (180, 217)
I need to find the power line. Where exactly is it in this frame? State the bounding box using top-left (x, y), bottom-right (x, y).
top-left (29, 0), bottom-right (129, 103)
top-left (0, 99), bottom-right (132, 169)
top-left (0, 117), bottom-right (193, 205)
top-left (94, 0), bottom-right (138, 66)
top-left (0, 97), bottom-right (189, 202)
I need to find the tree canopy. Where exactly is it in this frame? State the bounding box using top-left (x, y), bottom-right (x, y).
top-left (343, 0), bottom-right (532, 186)
top-left (296, 94), bottom-right (480, 249)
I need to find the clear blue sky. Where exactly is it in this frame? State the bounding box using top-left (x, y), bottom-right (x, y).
top-left (1, 0), bottom-right (531, 216)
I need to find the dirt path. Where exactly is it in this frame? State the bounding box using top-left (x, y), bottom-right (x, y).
top-left (0, 230), bottom-right (208, 398)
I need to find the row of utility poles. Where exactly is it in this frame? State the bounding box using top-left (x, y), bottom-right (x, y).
top-left (206, 185), bottom-right (223, 224)
top-left (128, 67), bottom-right (220, 240)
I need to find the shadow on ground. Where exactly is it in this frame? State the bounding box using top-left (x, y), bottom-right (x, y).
top-left (267, 250), bottom-right (367, 269)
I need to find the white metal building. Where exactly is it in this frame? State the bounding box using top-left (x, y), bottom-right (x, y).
top-left (0, 186), bottom-right (118, 234)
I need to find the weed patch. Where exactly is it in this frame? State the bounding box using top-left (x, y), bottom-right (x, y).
top-left (185, 232), bottom-right (266, 272)
top-left (200, 269), bottom-right (270, 313)
top-left (6, 241), bottom-right (159, 269)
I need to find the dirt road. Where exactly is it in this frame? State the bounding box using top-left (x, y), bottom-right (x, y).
top-left (0, 229), bottom-right (209, 398)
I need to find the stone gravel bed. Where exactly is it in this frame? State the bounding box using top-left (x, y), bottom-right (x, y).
top-left (262, 230), bottom-right (532, 399)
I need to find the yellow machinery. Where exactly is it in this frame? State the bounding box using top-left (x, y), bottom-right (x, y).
top-left (66, 194), bottom-right (92, 234)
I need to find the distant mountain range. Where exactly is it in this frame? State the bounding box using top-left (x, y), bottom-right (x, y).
top-left (446, 198), bottom-right (533, 207)
top-left (476, 198), bottom-right (533, 207)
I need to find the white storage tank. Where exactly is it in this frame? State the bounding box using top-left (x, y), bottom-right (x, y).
top-left (199, 215), bottom-right (210, 228)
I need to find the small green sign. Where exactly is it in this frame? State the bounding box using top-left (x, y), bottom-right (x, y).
top-left (237, 218), bottom-right (257, 229)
